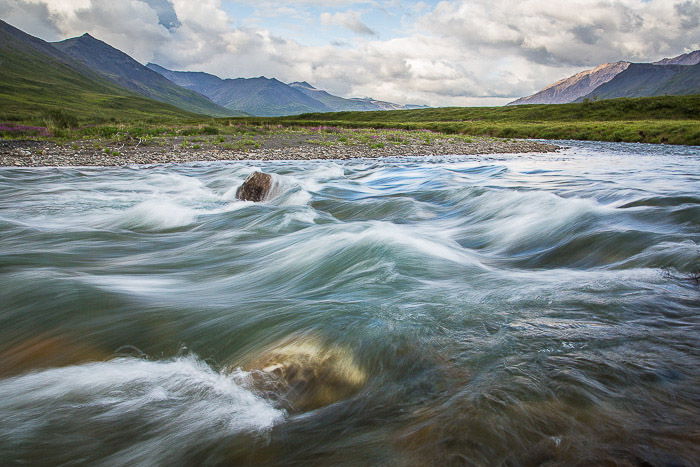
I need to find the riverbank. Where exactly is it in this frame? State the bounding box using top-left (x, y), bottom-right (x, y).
top-left (0, 131), bottom-right (558, 167)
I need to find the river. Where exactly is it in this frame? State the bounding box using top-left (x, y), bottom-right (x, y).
top-left (0, 141), bottom-right (698, 465)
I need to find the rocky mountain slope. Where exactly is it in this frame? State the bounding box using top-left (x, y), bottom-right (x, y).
top-left (510, 50), bottom-right (700, 105)
top-left (653, 50), bottom-right (700, 66)
top-left (509, 61), bottom-right (631, 105)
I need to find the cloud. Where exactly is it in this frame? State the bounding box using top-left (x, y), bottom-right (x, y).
top-left (2, 0), bottom-right (699, 107)
top-left (0, 0), bottom-right (61, 40)
top-left (320, 10), bottom-right (376, 36)
top-left (420, 0), bottom-right (700, 67)
top-left (675, 0), bottom-right (700, 29)
top-left (143, 0), bottom-right (181, 29)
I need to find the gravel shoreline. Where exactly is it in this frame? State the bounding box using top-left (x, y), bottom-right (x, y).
top-left (1, 136), bottom-right (559, 167)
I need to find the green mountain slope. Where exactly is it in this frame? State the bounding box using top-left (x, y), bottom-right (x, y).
top-left (51, 34), bottom-right (242, 117)
top-left (578, 63), bottom-right (700, 102)
top-left (654, 64), bottom-right (700, 95)
top-left (0, 19), bottom-right (197, 124)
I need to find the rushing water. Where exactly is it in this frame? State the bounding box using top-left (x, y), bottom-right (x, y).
top-left (0, 141), bottom-right (698, 466)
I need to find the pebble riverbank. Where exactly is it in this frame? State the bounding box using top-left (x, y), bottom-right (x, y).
top-left (0, 135), bottom-right (559, 167)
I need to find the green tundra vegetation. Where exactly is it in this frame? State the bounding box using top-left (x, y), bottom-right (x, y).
top-left (1, 93), bottom-right (699, 146)
top-left (261, 94), bottom-right (700, 145)
top-left (0, 39), bottom-right (201, 126)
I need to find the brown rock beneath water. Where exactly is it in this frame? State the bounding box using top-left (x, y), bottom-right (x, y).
top-left (0, 333), bottom-right (110, 378)
top-left (234, 334), bottom-right (368, 413)
top-left (236, 171), bottom-right (273, 202)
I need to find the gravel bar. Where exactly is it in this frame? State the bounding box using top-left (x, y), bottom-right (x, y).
top-left (1, 136), bottom-right (559, 167)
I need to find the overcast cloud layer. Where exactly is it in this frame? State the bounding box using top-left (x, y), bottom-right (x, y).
top-left (2, 0), bottom-right (699, 106)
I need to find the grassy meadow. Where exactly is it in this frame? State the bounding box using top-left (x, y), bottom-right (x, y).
top-left (1, 94), bottom-right (699, 146)
top-left (263, 95), bottom-right (700, 145)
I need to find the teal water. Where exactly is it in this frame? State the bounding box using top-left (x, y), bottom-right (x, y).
top-left (0, 141), bottom-right (699, 465)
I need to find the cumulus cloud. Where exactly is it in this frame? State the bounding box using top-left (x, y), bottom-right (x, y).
top-left (0, 0), bottom-right (61, 40)
top-left (320, 10), bottom-right (376, 35)
top-left (2, 0), bottom-right (699, 106)
top-left (420, 0), bottom-right (700, 67)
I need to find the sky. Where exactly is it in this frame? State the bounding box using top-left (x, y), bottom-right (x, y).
top-left (1, 0), bottom-right (699, 106)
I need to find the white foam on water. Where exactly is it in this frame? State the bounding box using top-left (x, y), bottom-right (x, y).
top-left (299, 163), bottom-right (345, 191)
top-left (0, 356), bottom-right (285, 464)
top-left (276, 188), bottom-right (313, 206)
top-left (256, 221), bottom-right (482, 269)
top-left (279, 209), bottom-right (318, 227)
top-left (461, 189), bottom-right (609, 249)
top-left (80, 275), bottom-right (182, 295)
top-left (109, 199), bottom-right (197, 231)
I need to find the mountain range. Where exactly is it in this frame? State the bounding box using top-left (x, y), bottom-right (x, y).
top-left (147, 64), bottom-right (424, 116)
top-left (52, 33), bottom-right (240, 117)
top-left (2, 17), bottom-right (697, 122)
top-left (0, 19), bottom-right (199, 122)
top-left (509, 50), bottom-right (700, 105)
top-left (289, 81), bottom-right (426, 112)
top-left (1, 19), bottom-right (421, 120)
top-left (146, 64), bottom-right (330, 117)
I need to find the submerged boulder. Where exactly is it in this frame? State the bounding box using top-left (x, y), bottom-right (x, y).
top-left (0, 333), bottom-right (110, 378)
top-left (236, 171), bottom-right (274, 202)
top-left (233, 334), bottom-right (368, 413)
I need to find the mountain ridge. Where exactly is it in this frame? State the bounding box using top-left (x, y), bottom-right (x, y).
top-left (51, 34), bottom-right (241, 117)
top-left (577, 62), bottom-right (700, 102)
top-left (653, 50), bottom-right (700, 66)
top-left (510, 50), bottom-right (700, 105)
top-left (0, 19), bottom-right (197, 123)
top-left (509, 62), bottom-right (631, 105)
top-left (147, 64), bottom-right (331, 116)
top-left (149, 63), bottom-right (425, 116)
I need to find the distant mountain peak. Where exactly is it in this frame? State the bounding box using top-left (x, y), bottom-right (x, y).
top-left (508, 61), bottom-right (631, 105)
top-left (51, 34), bottom-right (240, 116)
top-left (653, 50), bottom-right (700, 66)
top-left (149, 63), bottom-right (421, 116)
top-left (541, 61), bottom-right (630, 91)
top-left (510, 48), bottom-right (700, 106)
top-left (289, 81), bottom-right (316, 89)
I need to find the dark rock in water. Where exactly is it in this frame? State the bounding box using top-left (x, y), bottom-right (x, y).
top-left (236, 171), bottom-right (273, 202)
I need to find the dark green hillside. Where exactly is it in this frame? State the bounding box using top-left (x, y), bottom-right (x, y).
top-left (578, 63), bottom-right (700, 102)
top-left (52, 34), bottom-right (242, 117)
top-left (0, 20), bottom-right (197, 124)
top-left (656, 64), bottom-right (700, 96)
